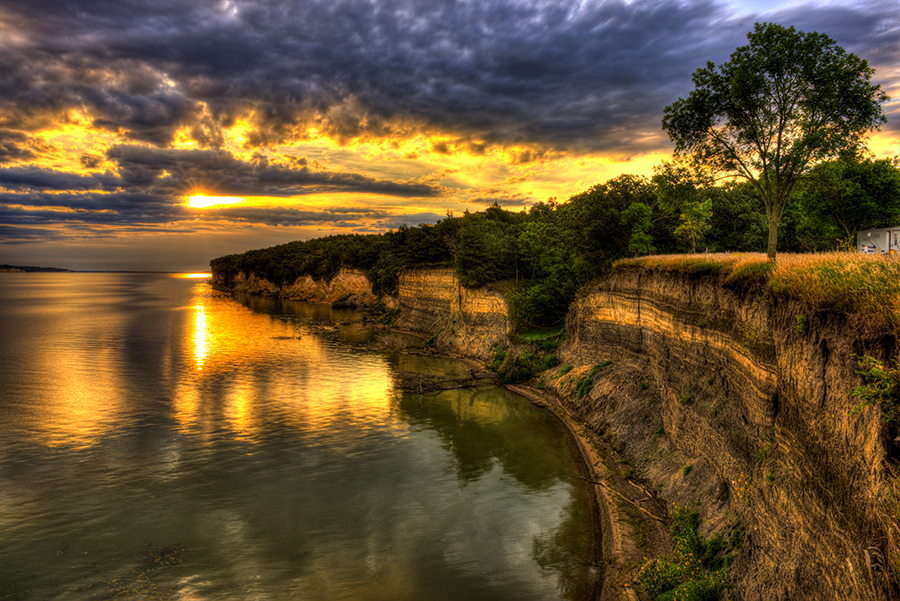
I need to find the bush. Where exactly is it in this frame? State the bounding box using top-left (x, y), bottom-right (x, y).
top-left (636, 504), bottom-right (736, 600)
top-left (486, 349), bottom-right (559, 384)
top-left (850, 355), bottom-right (900, 424)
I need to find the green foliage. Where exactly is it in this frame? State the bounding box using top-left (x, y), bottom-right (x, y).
top-left (850, 355), bottom-right (900, 424)
top-left (793, 156), bottom-right (900, 250)
top-left (575, 362), bottom-right (613, 398)
top-left (514, 327), bottom-right (566, 353)
top-left (455, 204), bottom-right (522, 287)
top-left (794, 314), bottom-right (809, 335)
top-left (486, 348), bottom-right (559, 385)
top-left (558, 364), bottom-right (573, 376)
top-left (636, 505), bottom-right (738, 601)
top-left (577, 378), bottom-right (594, 398)
top-left (663, 22), bottom-right (888, 262)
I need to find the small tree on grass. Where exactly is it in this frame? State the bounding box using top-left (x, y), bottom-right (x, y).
top-left (663, 22), bottom-right (888, 263)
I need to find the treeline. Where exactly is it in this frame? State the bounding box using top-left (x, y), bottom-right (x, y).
top-left (210, 155), bottom-right (899, 328)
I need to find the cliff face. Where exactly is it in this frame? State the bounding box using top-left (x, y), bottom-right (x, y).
top-left (210, 267), bottom-right (388, 307)
top-left (397, 266), bottom-right (511, 360)
top-left (553, 266), bottom-right (892, 600)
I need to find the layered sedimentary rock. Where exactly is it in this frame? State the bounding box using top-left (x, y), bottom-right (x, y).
top-left (554, 265), bottom-right (891, 601)
top-left (210, 268), bottom-right (385, 307)
top-left (397, 266), bottom-right (510, 360)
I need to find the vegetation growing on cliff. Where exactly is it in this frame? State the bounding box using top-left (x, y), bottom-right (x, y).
top-left (619, 252), bottom-right (900, 331)
top-left (636, 504), bottom-right (739, 600)
top-left (851, 355), bottom-right (900, 424)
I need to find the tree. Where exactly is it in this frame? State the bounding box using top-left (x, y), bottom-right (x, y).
top-left (794, 156), bottom-right (900, 249)
top-left (653, 159), bottom-right (715, 252)
top-left (662, 22), bottom-right (888, 262)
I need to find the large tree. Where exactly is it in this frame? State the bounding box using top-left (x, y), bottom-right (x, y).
top-left (662, 22), bottom-right (888, 262)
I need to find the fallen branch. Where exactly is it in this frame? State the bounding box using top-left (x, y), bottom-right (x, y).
top-left (579, 476), bottom-right (666, 522)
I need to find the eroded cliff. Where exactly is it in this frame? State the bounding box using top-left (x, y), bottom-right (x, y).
top-left (397, 266), bottom-right (511, 360)
top-left (549, 265), bottom-right (894, 600)
top-left (211, 267), bottom-right (387, 307)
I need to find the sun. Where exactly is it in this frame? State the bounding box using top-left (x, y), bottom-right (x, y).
top-left (186, 195), bottom-right (244, 208)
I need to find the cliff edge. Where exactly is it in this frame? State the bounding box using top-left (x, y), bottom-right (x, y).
top-left (548, 260), bottom-right (897, 600)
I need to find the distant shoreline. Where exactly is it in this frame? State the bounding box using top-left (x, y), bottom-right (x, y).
top-left (0, 265), bottom-right (210, 274)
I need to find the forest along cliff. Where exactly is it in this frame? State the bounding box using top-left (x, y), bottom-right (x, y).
top-left (395, 260), bottom-right (898, 601)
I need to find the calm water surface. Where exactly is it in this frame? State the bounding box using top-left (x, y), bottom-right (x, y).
top-left (0, 273), bottom-right (596, 600)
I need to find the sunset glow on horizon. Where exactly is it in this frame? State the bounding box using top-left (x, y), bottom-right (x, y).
top-left (187, 195), bottom-right (245, 209)
top-left (1, 0), bottom-right (896, 271)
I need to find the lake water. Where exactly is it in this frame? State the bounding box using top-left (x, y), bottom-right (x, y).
top-left (0, 273), bottom-right (597, 600)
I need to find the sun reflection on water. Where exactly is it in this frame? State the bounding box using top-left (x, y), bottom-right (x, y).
top-left (193, 302), bottom-right (209, 370)
top-left (174, 281), bottom-right (395, 443)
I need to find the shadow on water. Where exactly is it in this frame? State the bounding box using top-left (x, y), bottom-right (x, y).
top-left (396, 386), bottom-right (573, 490)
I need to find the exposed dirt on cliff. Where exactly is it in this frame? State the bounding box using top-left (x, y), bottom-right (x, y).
top-left (552, 265), bottom-right (897, 601)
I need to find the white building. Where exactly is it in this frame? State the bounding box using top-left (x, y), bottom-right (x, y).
top-left (857, 226), bottom-right (900, 254)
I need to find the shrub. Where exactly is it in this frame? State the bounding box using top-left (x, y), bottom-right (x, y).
top-left (486, 348), bottom-right (559, 384)
top-left (636, 504), bottom-right (735, 600)
top-left (849, 355), bottom-right (900, 424)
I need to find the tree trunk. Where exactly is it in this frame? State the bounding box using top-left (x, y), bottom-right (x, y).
top-left (766, 210), bottom-right (779, 264)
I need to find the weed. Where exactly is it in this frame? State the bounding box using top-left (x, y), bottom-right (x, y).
top-left (576, 362), bottom-right (613, 398)
top-left (623, 467), bottom-right (635, 480)
top-left (577, 377), bottom-right (594, 398)
top-left (733, 473), bottom-right (752, 506)
top-left (765, 470), bottom-right (776, 482)
top-left (680, 393), bottom-right (692, 406)
top-left (559, 364), bottom-right (573, 376)
top-left (756, 443), bottom-right (770, 463)
top-left (654, 427), bottom-right (665, 438)
top-left (683, 464), bottom-right (694, 477)
top-left (636, 504), bottom-right (735, 600)
top-left (794, 314), bottom-right (809, 335)
top-left (619, 252), bottom-right (900, 331)
top-left (514, 326), bottom-right (566, 353)
top-left (377, 307), bottom-right (401, 326)
top-left (486, 348), bottom-right (559, 384)
top-left (849, 355), bottom-right (900, 424)
top-left (706, 375), bottom-right (715, 385)
top-left (640, 382), bottom-right (648, 390)
top-left (710, 405), bottom-right (722, 418)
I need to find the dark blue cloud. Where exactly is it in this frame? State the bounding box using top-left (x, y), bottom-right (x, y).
top-left (3, 0), bottom-right (894, 155)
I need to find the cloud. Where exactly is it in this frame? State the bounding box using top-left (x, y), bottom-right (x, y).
top-left (1, 0), bottom-right (895, 265)
top-left (4, 0), bottom-right (893, 156)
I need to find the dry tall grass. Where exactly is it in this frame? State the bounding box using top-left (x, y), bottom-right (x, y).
top-left (617, 252), bottom-right (900, 331)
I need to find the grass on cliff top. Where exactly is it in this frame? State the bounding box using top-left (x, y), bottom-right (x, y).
top-left (616, 252), bottom-right (900, 331)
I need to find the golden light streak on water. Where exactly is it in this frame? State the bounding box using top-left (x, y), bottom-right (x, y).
top-left (193, 302), bottom-right (209, 370)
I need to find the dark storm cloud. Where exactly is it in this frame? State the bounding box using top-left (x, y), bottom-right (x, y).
top-left (104, 145), bottom-right (440, 197)
top-left (3, 0), bottom-right (894, 156)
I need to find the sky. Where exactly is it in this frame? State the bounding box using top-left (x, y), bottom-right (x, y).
top-left (1, 0), bottom-right (897, 271)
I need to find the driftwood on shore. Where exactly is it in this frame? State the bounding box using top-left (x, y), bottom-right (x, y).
top-left (396, 369), bottom-right (497, 392)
